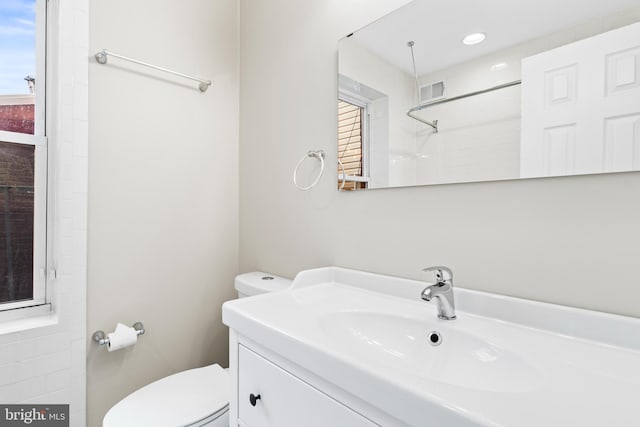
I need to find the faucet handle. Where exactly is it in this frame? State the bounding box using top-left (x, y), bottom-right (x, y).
top-left (422, 266), bottom-right (453, 283)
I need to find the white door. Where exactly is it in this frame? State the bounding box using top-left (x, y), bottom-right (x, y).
top-left (521, 23), bottom-right (640, 178)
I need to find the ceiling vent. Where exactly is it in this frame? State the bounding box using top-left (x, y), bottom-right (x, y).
top-left (420, 81), bottom-right (445, 103)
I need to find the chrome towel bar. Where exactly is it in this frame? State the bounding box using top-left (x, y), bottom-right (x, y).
top-left (95, 49), bottom-right (212, 92)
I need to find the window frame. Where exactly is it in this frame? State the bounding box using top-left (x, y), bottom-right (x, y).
top-left (0, 0), bottom-right (49, 314)
top-left (338, 92), bottom-right (371, 186)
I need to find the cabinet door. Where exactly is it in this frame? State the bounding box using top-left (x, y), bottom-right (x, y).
top-left (238, 345), bottom-right (377, 427)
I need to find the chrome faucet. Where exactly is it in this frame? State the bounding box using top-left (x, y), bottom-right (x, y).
top-left (421, 266), bottom-right (456, 320)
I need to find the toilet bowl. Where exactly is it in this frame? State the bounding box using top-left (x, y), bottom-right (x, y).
top-left (102, 272), bottom-right (292, 427)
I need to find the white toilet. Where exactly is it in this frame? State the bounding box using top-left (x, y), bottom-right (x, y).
top-left (103, 272), bottom-right (291, 427)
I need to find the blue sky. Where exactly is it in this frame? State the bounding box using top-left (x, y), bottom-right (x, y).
top-left (0, 0), bottom-right (36, 95)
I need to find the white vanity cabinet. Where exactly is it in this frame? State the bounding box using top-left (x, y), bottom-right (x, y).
top-left (235, 344), bottom-right (377, 427)
top-left (224, 267), bottom-right (640, 427)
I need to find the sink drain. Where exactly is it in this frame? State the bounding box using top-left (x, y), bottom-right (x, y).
top-left (428, 331), bottom-right (442, 346)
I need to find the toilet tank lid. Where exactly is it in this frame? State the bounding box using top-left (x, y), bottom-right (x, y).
top-left (103, 364), bottom-right (228, 427)
top-left (234, 271), bottom-right (292, 296)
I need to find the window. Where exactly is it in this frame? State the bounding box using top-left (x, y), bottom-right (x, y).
top-left (0, 0), bottom-right (48, 312)
top-left (338, 98), bottom-right (369, 190)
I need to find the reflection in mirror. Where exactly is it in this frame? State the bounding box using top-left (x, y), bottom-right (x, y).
top-left (338, 0), bottom-right (640, 190)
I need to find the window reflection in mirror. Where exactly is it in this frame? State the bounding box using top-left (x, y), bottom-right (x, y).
top-left (337, 99), bottom-right (367, 191)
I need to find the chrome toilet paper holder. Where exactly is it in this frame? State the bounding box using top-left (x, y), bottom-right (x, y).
top-left (92, 322), bottom-right (145, 346)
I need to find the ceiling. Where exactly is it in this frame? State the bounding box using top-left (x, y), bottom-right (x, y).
top-left (349, 0), bottom-right (640, 76)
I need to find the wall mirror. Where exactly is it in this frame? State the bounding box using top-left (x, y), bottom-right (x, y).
top-left (337, 0), bottom-right (640, 190)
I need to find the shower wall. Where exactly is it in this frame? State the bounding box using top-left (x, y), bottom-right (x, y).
top-left (0, 1), bottom-right (89, 426)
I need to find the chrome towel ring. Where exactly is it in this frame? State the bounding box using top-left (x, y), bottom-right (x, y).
top-left (294, 150), bottom-right (325, 191)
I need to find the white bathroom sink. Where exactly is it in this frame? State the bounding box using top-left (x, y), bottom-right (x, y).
top-left (320, 311), bottom-right (543, 392)
top-left (223, 267), bottom-right (640, 427)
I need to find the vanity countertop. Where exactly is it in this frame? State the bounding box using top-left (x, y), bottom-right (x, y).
top-left (223, 267), bottom-right (640, 427)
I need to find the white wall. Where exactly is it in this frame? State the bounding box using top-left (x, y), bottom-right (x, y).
top-left (239, 0), bottom-right (640, 325)
top-left (0, 0), bottom-right (88, 425)
top-left (88, 1), bottom-right (238, 425)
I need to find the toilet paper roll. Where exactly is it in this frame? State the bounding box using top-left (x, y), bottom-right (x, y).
top-left (107, 323), bottom-right (138, 352)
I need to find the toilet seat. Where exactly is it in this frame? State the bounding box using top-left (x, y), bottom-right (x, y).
top-left (103, 364), bottom-right (229, 427)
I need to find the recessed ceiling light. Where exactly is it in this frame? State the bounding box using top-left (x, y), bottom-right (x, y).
top-left (463, 32), bottom-right (486, 45)
top-left (491, 62), bottom-right (508, 71)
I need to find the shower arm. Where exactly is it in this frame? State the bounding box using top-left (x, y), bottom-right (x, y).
top-left (407, 110), bottom-right (439, 132)
top-left (406, 41), bottom-right (439, 133)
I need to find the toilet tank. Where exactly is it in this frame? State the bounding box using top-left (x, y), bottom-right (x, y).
top-left (234, 272), bottom-right (292, 298)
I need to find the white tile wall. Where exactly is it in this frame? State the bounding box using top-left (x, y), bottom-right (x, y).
top-left (0, 0), bottom-right (88, 425)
